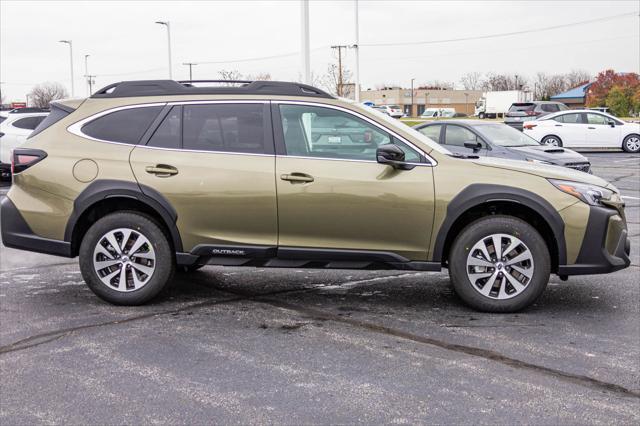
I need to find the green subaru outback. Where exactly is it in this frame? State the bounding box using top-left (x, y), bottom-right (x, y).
top-left (1, 80), bottom-right (630, 312)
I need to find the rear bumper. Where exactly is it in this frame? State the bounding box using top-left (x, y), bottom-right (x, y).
top-left (557, 205), bottom-right (631, 276)
top-left (0, 197), bottom-right (72, 257)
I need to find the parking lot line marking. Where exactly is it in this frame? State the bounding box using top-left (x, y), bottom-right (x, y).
top-left (621, 196), bottom-right (640, 200)
top-left (614, 158), bottom-right (640, 163)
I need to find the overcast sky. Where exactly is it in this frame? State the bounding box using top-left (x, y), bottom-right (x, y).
top-left (1, 0), bottom-right (638, 101)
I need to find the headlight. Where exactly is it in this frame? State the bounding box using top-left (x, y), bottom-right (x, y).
top-left (527, 158), bottom-right (553, 165)
top-left (548, 179), bottom-right (613, 206)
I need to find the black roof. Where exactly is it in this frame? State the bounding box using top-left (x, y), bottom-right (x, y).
top-left (91, 80), bottom-right (333, 99)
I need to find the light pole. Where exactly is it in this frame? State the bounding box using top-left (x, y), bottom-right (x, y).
top-left (84, 54), bottom-right (90, 96)
top-left (183, 62), bottom-right (197, 82)
top-left (410, 78), bottom-right (415, 117)
top-left (59, 40), bottom-right (74, 96)
top-left (353, 0), bottom-right (360, 102)
top-left (300, 1), bottom-right (310, 84)
top-left (155, 21), bottom-right (173, 79)
top-left (515, 74), bottom-right (519, 91)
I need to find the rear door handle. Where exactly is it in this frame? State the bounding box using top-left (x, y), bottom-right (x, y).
top-left (280, 172), bottom-right (314, 183)
top-left (145, 164), bottom-right (178, 177)
top-left (588, 127), bottom-right (596, 130)
top-left (555, 124), bottom-right (562, 127)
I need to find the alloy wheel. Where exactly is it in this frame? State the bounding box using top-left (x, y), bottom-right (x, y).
top-left (625, 136), bottom-right (640, 152)
top-left (543, 137), bottom-right (559, 146)
top-left (92, 228), bottom-right (156, 292)
top-left (466, 233), bottom-right (534, 300)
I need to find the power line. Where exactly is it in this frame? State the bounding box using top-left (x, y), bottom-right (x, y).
top-left (360, 12), bottom-right (637, 47)
top-left (196, 45), bottom-right (329, 65)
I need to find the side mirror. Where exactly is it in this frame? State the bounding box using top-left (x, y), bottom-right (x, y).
top-left (608, 120), bottom-right (616, 127)
top-left (464, 141), bottom-right (482, 152)
top-left (376, 144), bottom-right (415, 170)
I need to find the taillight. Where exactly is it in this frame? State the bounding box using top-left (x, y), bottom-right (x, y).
top-left (12, 148), bottom-right (47, 174)
top-left (523, 123), bottom-right (537, 130)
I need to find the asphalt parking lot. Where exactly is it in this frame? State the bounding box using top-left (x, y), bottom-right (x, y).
top-left (1, 152), bottom-right (638, 424)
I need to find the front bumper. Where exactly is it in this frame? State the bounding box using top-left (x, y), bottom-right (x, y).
top-left (0, 162), bottom-right (10, 179)
top-left (558, 205), bottom-right (631, 275)
top-left (0, 197), bottom-right (72, 257)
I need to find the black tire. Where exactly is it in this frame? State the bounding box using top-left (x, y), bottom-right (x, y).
top-left (79, 211), bottom-right (175, 305)
top-left (541, 135), bottom-right (563, 147)
top-left (622, 134), bottom-right (640, 153)
top-left (448, 215), bottom-right (550, 313)
top-left (478, 112), bottom-right (485, 119)
top-left (177, 264), bottom-right (206, 273)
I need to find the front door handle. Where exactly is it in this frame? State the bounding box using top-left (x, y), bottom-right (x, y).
top-left (146, 164), bottom-right (178, 177)
top-left (280, 172), bottom-right (314, 183)
top-left (555, 124), bottom-right (562, 127)
top-left (588, 127), bottom-right (596, 130)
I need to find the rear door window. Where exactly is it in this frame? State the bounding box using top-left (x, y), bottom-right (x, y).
top-left (183, 104), bottom-right (268, 154)
top-left (541, 104), bottom-right (559, 113)
top-left (82, 106), bottom-right (163, 144)
top-left (558, 113), bottom-right (583, 124)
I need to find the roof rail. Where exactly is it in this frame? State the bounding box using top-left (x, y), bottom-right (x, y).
top-left (91, 80), bottom-right (333, 99)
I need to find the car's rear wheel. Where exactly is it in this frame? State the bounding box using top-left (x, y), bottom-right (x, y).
top-left (79, 211), bottom-right (174, 305)
top-left (478, 112), bottom-right (485, 119)
top-left (622, 134), bottom-right (640, 153)
top-left (449, 215), bottom-right (550, 312)
top-left (541, 135), bottom-right (562, 147)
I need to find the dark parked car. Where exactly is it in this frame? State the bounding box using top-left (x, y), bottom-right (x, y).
top-left (414, 120), bottom-right (591, 173)
top-left (504, 101), bottom-right (568, 130)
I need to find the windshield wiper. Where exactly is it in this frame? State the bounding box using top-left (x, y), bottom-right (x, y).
top-left (448, 153), bottom-right (480, 159)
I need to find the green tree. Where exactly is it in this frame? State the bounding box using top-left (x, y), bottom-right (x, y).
top-left (606, 86), bottom-right (631, 117)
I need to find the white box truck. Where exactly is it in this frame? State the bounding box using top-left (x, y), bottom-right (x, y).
top-left (474, 90), bottom-right (532, 119)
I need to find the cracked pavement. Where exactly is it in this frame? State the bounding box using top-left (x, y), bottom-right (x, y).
top-left (1, 152), bottom-right (639, 424)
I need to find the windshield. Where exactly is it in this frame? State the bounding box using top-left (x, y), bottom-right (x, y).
top-left (388, 105), bottom-right (401, 109)
top-left (475, 124), bottom-right (541, 147)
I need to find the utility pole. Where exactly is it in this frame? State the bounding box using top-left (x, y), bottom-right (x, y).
top-left (86, 75), bottom-right (96, 94)
top-left (331, 45), bottom-right (348, 97)
top-left (183, 62), bottom-right (197, 82)
top-left (410, 78), bottom-right (415, 117)
top-left (300, 0), bottom-right (310, 84)
top-left (155, 21), bottom-right (173, 79)
top-left (59, 40), bottom-right (74, 96)
top-left (353, 0), bottom-right (360, 102)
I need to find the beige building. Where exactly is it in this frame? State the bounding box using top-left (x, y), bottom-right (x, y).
top-left (360, 88), bottom-right (483, 117)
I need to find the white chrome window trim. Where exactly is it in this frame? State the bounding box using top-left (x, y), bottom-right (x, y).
top-left (135, 144), bottom-right (274, 158)
top-left (67, 100), bottom-right (270, 146)
top-left (274, 100), bottom-right (437, 166)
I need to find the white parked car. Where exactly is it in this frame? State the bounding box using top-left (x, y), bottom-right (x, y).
top-left (523, 110), bottom-right (640, 153)
top-left (375, 105), bottom-right (404, 118)
top-left (0, 109), bottom-right (49, 179)
top-left (421, 107), bottom-right (456, 118)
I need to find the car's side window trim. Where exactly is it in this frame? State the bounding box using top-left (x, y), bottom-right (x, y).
top-left (68, 100), bottom-right (276, 157)
top-left (272, 100), bottom-right (436, 166)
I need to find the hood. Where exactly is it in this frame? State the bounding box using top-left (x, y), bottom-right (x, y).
top-left (508, 145), bottom-right (587, 164)
top-left (471, 156), bottom-right (611, 188)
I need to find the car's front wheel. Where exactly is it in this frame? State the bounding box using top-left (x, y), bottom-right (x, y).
top-left (79, 211), bottom-right (175, 305)
top-left (449, 215), bottom-right (550, 312)
top-left (541, 135), bottom-right (562, 147)
top-left (622, 134), bottom-right (640, 153)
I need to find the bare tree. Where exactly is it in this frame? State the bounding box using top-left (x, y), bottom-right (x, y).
top-left (418, 80), bottom-right (454, 90)
top-left (322, 63), bottom-right (352, 97)
top-left (28, 82), bottom-right (68, 108)
top-left (460, 72), bottom-right (484, 90)
top-left (565, 69), bottom-right (591, 88)
top-left (481, 73), bottom-right (527, 91)
top-left (218, 69), bottom-right (243, 84)
top-left (245, 72), bottom-right (272, 81)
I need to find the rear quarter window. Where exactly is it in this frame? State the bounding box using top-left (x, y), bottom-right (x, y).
top-left (82, 106), bottom-right (163, 144)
